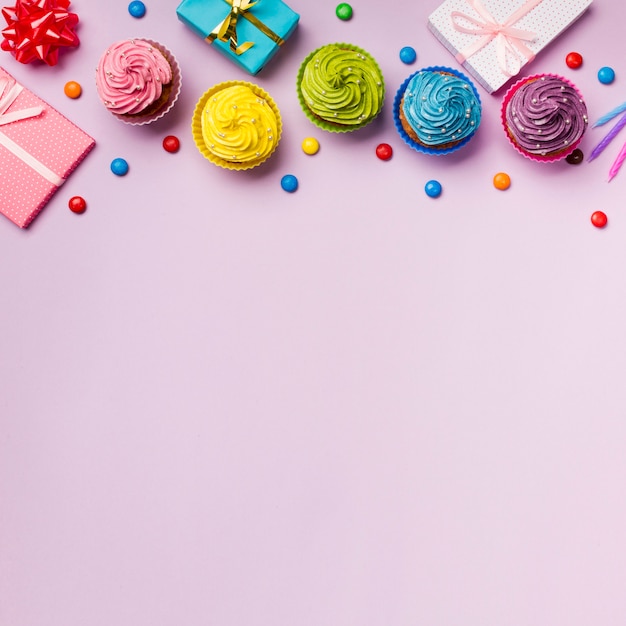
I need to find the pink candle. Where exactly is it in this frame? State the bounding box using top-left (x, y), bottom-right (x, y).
top-left (608, 139), bottom-right (626, 181)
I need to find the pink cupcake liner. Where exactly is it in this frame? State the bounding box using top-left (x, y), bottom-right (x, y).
top-left (108, 39), bottom-right (182, 126)
top-left (500, 73), bottom-right (586, 163)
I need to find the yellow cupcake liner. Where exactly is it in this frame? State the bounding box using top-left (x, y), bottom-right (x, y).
top-left (296, 43), bottom-right (385, 133)
top-left (192, 81), bottom-right (282, 171)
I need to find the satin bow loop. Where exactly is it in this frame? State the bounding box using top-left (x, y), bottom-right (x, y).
top-left (0, 77), bottom-right (43, 126)
top-left (0, 75), bottom-right (65, 187)
top-left (210, 0), bottom-right (257, 55)
top-left (451, 0), bottom-right (542, 77)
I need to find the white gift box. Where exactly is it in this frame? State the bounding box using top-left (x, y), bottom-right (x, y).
top-left (427, 0), bottom-right (593, 94)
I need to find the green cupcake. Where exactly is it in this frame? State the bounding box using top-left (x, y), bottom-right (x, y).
top-left (297, 43), bottom-right (385, 132)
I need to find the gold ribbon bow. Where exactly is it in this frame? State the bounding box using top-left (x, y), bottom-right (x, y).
top-left (451, 0), bottom-right (542, 77)
top-left (206, 0), bottom-right (284, 56)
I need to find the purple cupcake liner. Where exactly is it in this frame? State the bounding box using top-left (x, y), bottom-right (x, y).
top-left (393, 66), bottom-right (481, 156)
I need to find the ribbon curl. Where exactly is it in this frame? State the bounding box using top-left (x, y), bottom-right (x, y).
top-left (451, 0), bottom-right (542, 77)
top-left (1, 0), bottom-right (79, 66)
top-left (206, 0), bottom-right (284, 55)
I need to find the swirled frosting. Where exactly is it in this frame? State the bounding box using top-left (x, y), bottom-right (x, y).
top-left (401, 71), bottom-right (480, 146)
top-left (505, 76), bottom-right (588, 155)
top-left (201, 85), bottom-right (278, 163)
top-left (300, 45), bottom-right (384, 125)
top-left (96, 39), bottom-right (172, 115)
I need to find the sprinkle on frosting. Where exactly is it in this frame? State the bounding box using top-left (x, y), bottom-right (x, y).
top-left (201, 85), bottom-right (278, 163)
top-left (96, 39), bottom-right (172, 115)
top-left (300, 45), bottom-right (384, 126)
top-left (402, 71), bottom-right (480, 146)
top-left (505, 76), bottom-right (588, 155)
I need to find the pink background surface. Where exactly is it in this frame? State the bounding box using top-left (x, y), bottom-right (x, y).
top-left (2, 1), bottom-right (626, 624)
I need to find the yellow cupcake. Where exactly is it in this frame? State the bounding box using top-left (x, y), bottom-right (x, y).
top-left (192, 82), bottom-right (282, 170)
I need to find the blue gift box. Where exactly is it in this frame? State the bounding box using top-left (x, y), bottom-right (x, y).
top-left (176, 0), bottom-right (300, 75)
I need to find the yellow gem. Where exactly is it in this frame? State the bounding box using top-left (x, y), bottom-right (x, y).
top-left (301, 137), bottom-right (320, 155)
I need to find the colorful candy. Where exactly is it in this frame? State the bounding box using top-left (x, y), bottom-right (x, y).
top-left (566, 148), bottom-right (584, 164)
top-left (110, 158), bottom-right (129, 176)
top-left (565, 52), bottom-right (583, 69)
top-left (301, 137), bottom-right (320, 155)
top-left (375, 143), bottom-right (393, 160)
top-left (399, 46), bottom-right (416, 65)
top-left (68, 196), bottom-right (86, 214)
top-left (128, 1), bottom-right (146, 18)
top-left (281, 174), bottom-right (298, 192)
top-left (591, 211), bottom-right (608, 228)
top-left (335, 3), bottom-right (352, 20)
top-left (424, 180), bottom-right (442, 198)
top-left (162, 135), bottom-right (180, 153)
top-left (64, 80), bottom-right (82, 99)
top-left (598, 66), bottom-right (615, 84)
top-left (493, 172), bottom-right (511, 190)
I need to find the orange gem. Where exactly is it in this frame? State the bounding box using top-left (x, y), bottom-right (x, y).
top-left (64, 81), bottom-right (82, 99)
top-left (493, 172), bottom-right (511, 190)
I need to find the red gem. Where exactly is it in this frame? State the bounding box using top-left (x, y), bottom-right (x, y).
top-left (162, 135), bottom-right (180, 153)
top-left (376, 143), bottom-right (393, 160)
top-left (591, 211), bottom-right (607, 228)
top-left (1, 0), bottom-right (79, 66)
top-left (566, 52), bottom-right (583, 69)
top-left (68, 195), bottom-right (86, 214)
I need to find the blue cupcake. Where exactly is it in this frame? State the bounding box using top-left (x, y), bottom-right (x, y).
top-left (394, 66), bottom-right (481, 155)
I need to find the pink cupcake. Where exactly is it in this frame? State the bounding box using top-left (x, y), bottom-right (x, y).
top-left (501, 73), bottom-right (588, 162)
top-left (95, 38), bottom-right (181, 125)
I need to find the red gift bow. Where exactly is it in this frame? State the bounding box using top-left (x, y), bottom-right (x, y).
top-left (1, 0), bottom-right (79, 66)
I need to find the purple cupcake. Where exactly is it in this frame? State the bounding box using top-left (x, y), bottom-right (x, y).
top-left (501, 74), bottom-right (588, 162)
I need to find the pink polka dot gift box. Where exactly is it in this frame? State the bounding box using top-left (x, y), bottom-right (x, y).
top-left (0, 67), bottom-right (95, 228)
top-left (427, 0), bottom-right (592, 94)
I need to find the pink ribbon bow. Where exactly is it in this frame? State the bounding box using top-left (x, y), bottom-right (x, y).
top-left (0, 76), bottom-right (43, 125)
top-left (451, 0), bottom-right (542, 77)
top-left (0, 76), bottom-right (65, 186)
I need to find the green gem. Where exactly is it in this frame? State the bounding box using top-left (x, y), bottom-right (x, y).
top-left (335, 2), bottom-right (353, 20)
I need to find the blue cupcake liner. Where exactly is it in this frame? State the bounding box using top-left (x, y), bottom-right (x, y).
top-left (393, 66), bottom-right (482, 156)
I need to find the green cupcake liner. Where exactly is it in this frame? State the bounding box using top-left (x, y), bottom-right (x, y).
top-left (296, 43), bottom-right (385, 134)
